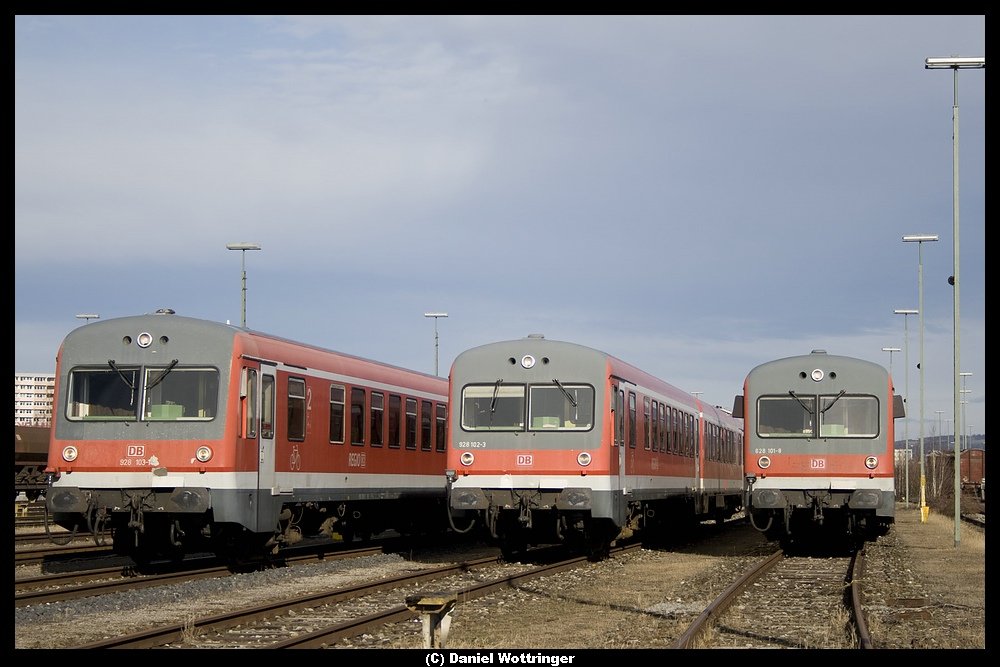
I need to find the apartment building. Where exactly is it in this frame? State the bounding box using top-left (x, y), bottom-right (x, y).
top-left (14, 373), bottom-right (55, 426)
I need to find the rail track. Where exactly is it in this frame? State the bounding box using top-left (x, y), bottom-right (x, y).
top-left (675, 547), bottom-right (870, 649)
top-left (15, 545), bottom-right (385, 607)
top-left (15, 507), bottom-right (985, 649)
top-left (15, 543), bottom-right (116, 567)
top-left (56, 544), bottom-right (628, 649)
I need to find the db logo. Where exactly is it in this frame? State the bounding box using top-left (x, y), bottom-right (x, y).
top-left (516, 454), bottom-right (533, 466)
top-left (810, 458), bottom-right (826, 469)
top-left (127, 445), bottom-right (145, 457)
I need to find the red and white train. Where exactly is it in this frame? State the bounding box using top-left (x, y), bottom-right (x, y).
top-left (45, 309), bottom-right (449, 564)
top-left (733, 350), bottom-right (901, 546)
top-left (446, 335), bottom-right (744, 560)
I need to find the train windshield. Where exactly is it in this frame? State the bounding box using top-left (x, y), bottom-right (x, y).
top-left (757, 393), bottom-right (879, 438)
top-left (528, 383), bottom-right (594, 430)
top-left (66, 365), bottom-right (220, 422)
top-left (462, 384), bottom-right (525, 430)
top-left (460, 382), bottom-right (594, 431)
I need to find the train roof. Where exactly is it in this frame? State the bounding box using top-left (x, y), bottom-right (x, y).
top-left (452, 335), bottom-right (741, 427)
top-left (745, 349), bottom-right (888, 378)
top-left (62, 309), bottom-right (444, 383)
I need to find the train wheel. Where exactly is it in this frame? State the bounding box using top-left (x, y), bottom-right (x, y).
top-left (584, 526), bottom-right (612, 562)
top-left (500, 539), bottom-right (527, 563)
top-left (128, 542), bottom-right (155, 567)
top-left (586, 539), bottom-right (610, 562)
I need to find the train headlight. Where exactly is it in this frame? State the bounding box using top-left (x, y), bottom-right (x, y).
top-left (577, 452), bottom-right (592, 467)
top-left (757, 455), bottom-right (771, 469)
top-left (195, 446), bottom-right (213, 463)
top-left (460, 451), bottom-right (475, 466)
top-left (61, 445), bottom-right (79, 462)
top-left (864, 456), bottom-right (878, 470)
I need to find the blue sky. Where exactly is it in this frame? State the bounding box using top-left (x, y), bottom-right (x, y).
top-left (14, 15), bottom-right (985, 442)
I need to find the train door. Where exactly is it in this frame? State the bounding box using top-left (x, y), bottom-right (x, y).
top-left (693, 408), bottom-right (702, 494)
top-left (691, 401), bottom-right (707, 512)
top-left (255, 364), bottom-right (278, 530)
top-left (609, 380), bottom-right (629, 526)
top-left (612, 384), bottom-right (625, 489)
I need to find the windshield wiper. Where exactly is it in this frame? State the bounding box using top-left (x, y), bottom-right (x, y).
top-left (490, 379), bottom-right (503, 414)
top-left (107, 360), bottom-right (135, 390)
top-left (552, 378), bottom-right (577, 407)
top-left (145, 359), bottom-right (179, 390)
top-left (820, 390), bottom-right (847, 414)
top-left (788, 390), bottom-right (815, 416)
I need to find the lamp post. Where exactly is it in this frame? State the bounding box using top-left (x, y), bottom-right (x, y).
top-left (960, 371), bottom-right (972, 451)
top-left (903, 234), bottom-right (938, 522)
top-left (75, 313), bottom-right (100, 323)
top-left (894, 308), bottom-right (918, 506)
top-left (226, 243), bottom-right (262, 328)
top-left (925, 56), bottom-right (984, 547)
top-left (881, 347), bottom-right (900, 378)
top-left (424, 312), bottom-right (448, 376)
top-left (935, 410), bottom-right (945, 455)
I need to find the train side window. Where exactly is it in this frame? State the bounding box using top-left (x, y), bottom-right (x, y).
top-left (287, 377), bottom-right (306, 441)
top-left (665, 407), bottom-right (672, 454)
top-left (436, 403), bottom-right (446, 453)
top-left (684, 413), bottom-right (698, 459)
top-left (405, 398), bottom-right (417, 450)
top-left (260, 373), bottom-right (274, 440)
top-left (350, 387), bottom-right (366, 446)
top-left (388, 394), bottom-right (402, 448)
top-left (675, 409), bottom-right (683, 455)
top-left (628, 392), bottom-right (637, 449)
top-left (614, 388), bottom-right (624, 447)
top-left (656, 403), bottom-right (670, 452)
top-left (329, 385), bottom-right (345, 445)
top-left (370, 391), bottom-right (384, 447)
top-left (676, 411), bottom-right (683, 456)
top-left (244, 368), bottom-right (258, 438)
top-left (421, 400), bottom-right (433, 451)
top-left (643, 397), bottom-right (651, 450)
top-left (679, 412), bottom-right (686, 457)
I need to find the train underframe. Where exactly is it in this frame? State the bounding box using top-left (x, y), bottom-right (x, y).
top-left (15, 464), bottom-right (48, 501)
top-left (453, 487), bottom-right (742, 562)
top-left (746, 488), bottom-right (894, 547)
top-left (46, 486), bottom-right (448, 567)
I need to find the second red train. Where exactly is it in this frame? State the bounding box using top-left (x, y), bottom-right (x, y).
top-left (446, 335), bottom-right (744, 560)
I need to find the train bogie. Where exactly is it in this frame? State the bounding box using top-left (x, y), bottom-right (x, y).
top-left (44, 310), bottom-right (449, 566)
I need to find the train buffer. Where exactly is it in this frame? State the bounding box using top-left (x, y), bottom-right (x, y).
top-left (405, 592), bottom-right (457, 648)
